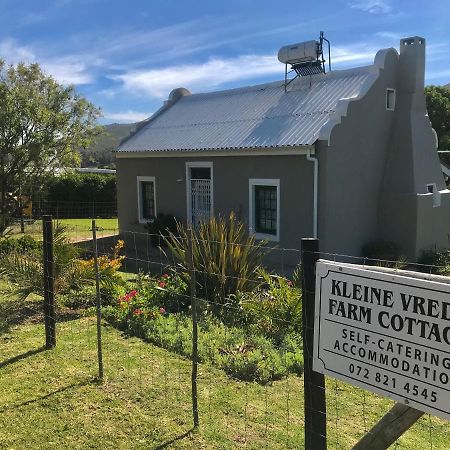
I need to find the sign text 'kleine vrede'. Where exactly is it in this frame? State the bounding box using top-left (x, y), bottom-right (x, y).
top-left (313, 261), bottom-right (450, 420)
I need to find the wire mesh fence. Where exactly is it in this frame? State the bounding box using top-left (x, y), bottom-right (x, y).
top-left (1, 215), bottom-right (450, 448)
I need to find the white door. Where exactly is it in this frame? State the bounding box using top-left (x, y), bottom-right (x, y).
top-left (187, 164), bottom-right (213, 228)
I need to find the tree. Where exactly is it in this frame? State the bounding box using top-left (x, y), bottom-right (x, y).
top-left (0, 60), bottom-right (101, 232)
top-left (425, 85), bottom-right (450, 159)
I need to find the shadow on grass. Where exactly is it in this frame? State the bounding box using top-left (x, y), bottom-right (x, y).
top-left (0, 346), bottom-right (46, 369)
top-left (0, 296), bottom-right (86, 337)
top-left (154, 429), bottom-right (195, 450)
top-left (0, 378), bottom-right (96, 413)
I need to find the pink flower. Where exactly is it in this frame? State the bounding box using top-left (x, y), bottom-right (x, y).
top-left (160, 307), bottom-right (166, 315)
top-left (129, 290), bottom-right (137, 298)
top-left (287, 281), bottom-right (293, 287)
top-left (133, 309), bottom-right (143, 316)
top-left (158, 281), bottom-right (166, 288)
top-left (162, 273), bottom-right (169, 278)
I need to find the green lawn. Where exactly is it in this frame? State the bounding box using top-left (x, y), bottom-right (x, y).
top-left (0, 290), bottom-right (449, 449)
top-left (6, 218), bottom-right (118, 241)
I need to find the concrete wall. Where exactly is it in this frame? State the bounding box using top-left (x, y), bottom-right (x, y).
top-left (116, 153), bottom-right (314, 262)
top-left (316, 48), bottom-right (400, 257)
top-left (377, 37), bottom-right (450, 259)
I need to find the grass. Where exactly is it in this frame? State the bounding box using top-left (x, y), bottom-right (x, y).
top-left (1, 286), bottom-right (449, 449)
top-left (1, 314), bottom-right (449, 448)
top-left (6, 218), bottom-right (118, 241)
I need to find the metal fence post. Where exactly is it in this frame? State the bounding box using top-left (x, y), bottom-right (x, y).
top-left (188, 226), bottom-right (199, 428)
top-left (43, 215), bottom-right (56, 348)
top-left (301, 238), bottom-right (326, 450)
top-left (92, 219), bottom-right (104, 380)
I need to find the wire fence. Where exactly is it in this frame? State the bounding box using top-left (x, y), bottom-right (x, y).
top-left (1, 216), bottom-right (450, 448)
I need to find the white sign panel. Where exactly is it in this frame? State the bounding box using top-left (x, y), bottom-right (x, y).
top-left (313, 260), bottom-right (450, 421)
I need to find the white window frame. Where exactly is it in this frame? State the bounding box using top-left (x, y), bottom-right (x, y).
top-left (137, 176), bottom-right (157, 224)
top-left (185, 161), bottom-right (214, 225)
top-left (427, 183), bottom-right (441, 208)
top-left (386, 88), bottom-right (396, 111)
top-left (249, 178), bottom-right (280, 242)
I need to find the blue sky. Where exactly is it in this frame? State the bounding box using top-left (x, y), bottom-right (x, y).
top-left (1, 0), bottom-right (449, 124)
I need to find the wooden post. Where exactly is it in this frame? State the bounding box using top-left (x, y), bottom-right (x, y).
top-left (352, 403), bottom-right (423, 450)
top-left (301, 238), bottom-right (326, 450)
top-left (43, 215), bottom-right (56, 348)
top-left (92, 219), bottom-right (104, 380)
top-left (188, 226), bottom-right (199, 428)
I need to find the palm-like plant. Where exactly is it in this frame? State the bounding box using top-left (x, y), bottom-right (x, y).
top-left (0, 224), bottom-right (89, 300)
top-left (164, 212), bottom-right (269, 310)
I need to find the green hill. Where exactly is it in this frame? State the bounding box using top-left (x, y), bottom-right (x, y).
top-left (80, 122), bottom-right (138, 168)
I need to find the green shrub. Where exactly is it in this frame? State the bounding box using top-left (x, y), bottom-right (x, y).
top-left (102, 302), bottom-right (303, 384)
top-left (418, 249), bottom-right (450, 275)
top-left (164, 212), bottom-right (268, 311)
top-left (46, 172), bottom-right (116, 204)
top-left (0, 235), bottom-right (40, 255)
top-left (237, 269), bottom-right (302, 344)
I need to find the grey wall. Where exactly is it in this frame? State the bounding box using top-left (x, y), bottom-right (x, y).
top-left (116, 153), bottom-right (315, 261)
top-left (317, 48), bottom-right (400, 257)
top-left (318, 38), bottom-right (450, 260)
top-left (378, 37), bottom-right (449, 258)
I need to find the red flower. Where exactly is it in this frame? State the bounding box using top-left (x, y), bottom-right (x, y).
top-left (133, 309), bottom-right (143, 316)
top-left (160, 307), bottom-right (166, 315)
top-left (162, 273), bottom-right (169, 278)
top-left (158, 281), bottom-right (166, 288)
top-left (129, 290), bottom-right (138, 298)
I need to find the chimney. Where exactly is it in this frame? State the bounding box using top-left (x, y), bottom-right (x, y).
top-left (398, 36), bottom-right (425, 94)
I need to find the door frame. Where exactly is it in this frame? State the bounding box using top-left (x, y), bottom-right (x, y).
top-left (185, 161), bottom-right (214, 225)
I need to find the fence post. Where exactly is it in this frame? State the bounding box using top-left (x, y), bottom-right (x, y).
top-left (188, 226), bottom-right (199, 428)
top-left (301, 238), bottom-right (326, 450)
top-left (92, 219), bottom-right (104, 380)
top-left (43, 215), bottom-right (56, 349)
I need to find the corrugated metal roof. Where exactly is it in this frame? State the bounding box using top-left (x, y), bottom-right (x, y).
top-left (118, 66), bottom-right (374, 153)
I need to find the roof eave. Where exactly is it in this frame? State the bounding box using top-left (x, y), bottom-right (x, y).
top-left (116, 144), bottom-right (315, 158)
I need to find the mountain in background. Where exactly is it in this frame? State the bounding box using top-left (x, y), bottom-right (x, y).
top-left (80, 122), bottom-right (138, 168)
top-left (445, 83), bottom-right (450, 90)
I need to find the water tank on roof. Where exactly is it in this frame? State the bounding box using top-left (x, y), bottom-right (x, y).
top-left (277, 40), bottom-right (319, 64)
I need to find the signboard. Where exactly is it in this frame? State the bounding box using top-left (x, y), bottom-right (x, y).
top-left (313, 260), bottom-right (450, 421)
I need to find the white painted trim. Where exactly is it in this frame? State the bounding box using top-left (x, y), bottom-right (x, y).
top-left (185, 162), bottom-right (214, 225)
top-left (116, 146), bottom-right (314, 159)
top-left (248, 178), bottom-right (280, 242)
top-left (136, 176), bottom-right (157, 224)
top-left (386, 88), bottom-right (396, 111)
top-left (306, 150), bottom-right (318, 238)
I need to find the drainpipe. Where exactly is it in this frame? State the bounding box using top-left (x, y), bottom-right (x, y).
top-left (306, 149), bottom-right (318, 239)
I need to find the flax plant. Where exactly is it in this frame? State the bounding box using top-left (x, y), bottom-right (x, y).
top-left (163, 212), bottom-right (268, 310)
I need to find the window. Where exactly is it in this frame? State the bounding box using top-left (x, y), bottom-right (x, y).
top-left (137, 176), bottom-right (156, 223)
top-left (386, 88), bottom-right (396, 111)
top-left (249, 179), bottom-right (280, 241)
top-left (427, 183), bottom-right (441, 208)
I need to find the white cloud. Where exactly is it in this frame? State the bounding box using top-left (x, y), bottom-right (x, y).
top-left (332, 46), bottom-right (375, 65)
top-left (111, 55), bottom-right (281, 99)
top-left (0, 38), bottom-right (35, 63)
top-left (0, 38), bottom-right (95, 85)
top-left (375, 31), bottom-right (404, 40)
top-left (43, 57), bottom-right (95, 85)
top-left (103, 110), bottom-right (152, 123)
top-left (110, 45), bottom-right (382, 100)
top-left (349, 0), bottom-right (393, 14)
